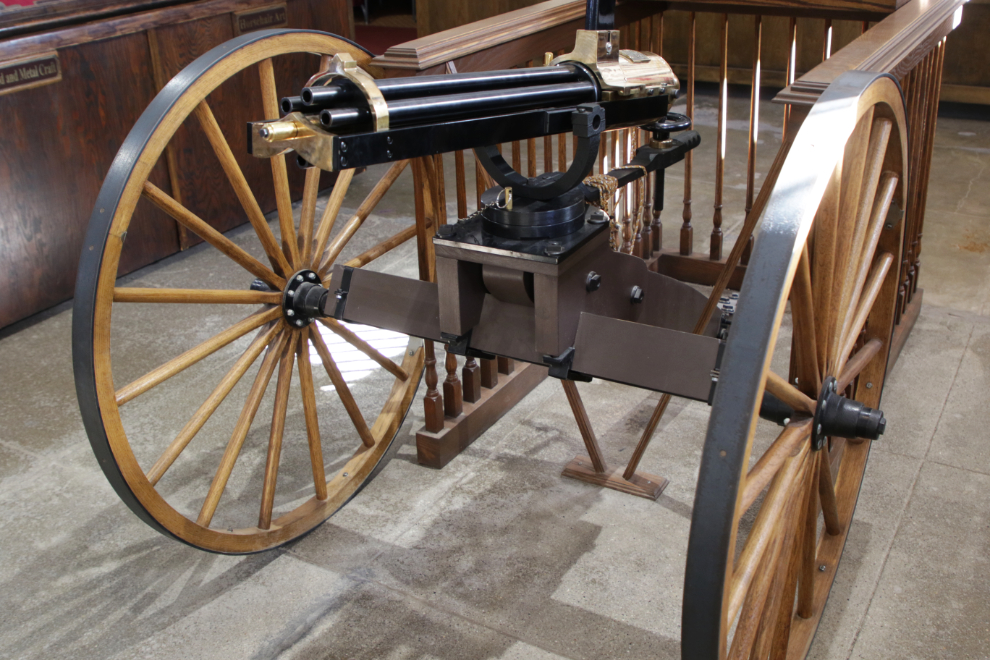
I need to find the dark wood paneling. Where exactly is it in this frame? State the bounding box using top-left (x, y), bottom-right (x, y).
top-left (0, 32), bottom-right (178, 329)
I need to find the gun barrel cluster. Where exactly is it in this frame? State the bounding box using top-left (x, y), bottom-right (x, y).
top-left (280, 64), bottom-right (598, 131)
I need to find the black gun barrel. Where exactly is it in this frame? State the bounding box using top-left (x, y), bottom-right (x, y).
top-left (314, 81), bottom-right (598, 130)
top-left (300, 64), bottom-right (590, 111)
top-left (387, 81), bottom-right (597, 126)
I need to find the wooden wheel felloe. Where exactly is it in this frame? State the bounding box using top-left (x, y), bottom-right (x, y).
top-left (682, 72), bottom-right (907, 659)
top-left (73, 30), bottom-right (423, 554)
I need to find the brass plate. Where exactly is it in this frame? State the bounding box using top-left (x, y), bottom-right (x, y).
top-left (0, 52), bottom-right (60, 97)
top-left (232, 4), bottom-right (288, 36)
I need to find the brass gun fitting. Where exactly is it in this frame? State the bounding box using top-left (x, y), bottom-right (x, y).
top-left (551, 30), bottom-right (679, 101)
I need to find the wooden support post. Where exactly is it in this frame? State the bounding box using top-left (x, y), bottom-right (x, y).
top-left (497, 356), bottom-right (514, 375)
top-left (480, 357), bottom-right (499, 389)
top-left (560, 380), bottom-right (669, 500)
top-left (443, 349), bottom-right (462, 418)
top-left (462, 357), bottom-right (481, 403)
top-left (423, 341), bottom-right (444, 433)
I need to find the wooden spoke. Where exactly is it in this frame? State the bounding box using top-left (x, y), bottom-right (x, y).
top-left (741, 419), bottom-right (812, 514)
top-left (765, 370), bottom-right (816, 415)
top-left (729, 445), bottom-right (810, 625)
top-left (115, 307), bottom-right (281, 406)
top-left (258, 58), bottom-right (301, 269)
top-left (114, 288), bottom-right (281, 305)
top-left (836, 251), bottom-right (894, 371)
top-left (840, 171), bottom-right (899, 350)
top-left (812, 167), bottom-right (841, 373)
top-left (728, 521), bottom-right (789, 660)
top-left (146, 322), bottom-right (282, 485)
top-left (297, 327), bottom-right (328, 500)
top-left (790, 244), bottom-right (821, 393)
top-left (318, 160), bottom-right (409, 278)
top-left (798, 452), bottom-right (822, 618)
top-left (311, 168), bottom-right (355, 267)
top-left (316, 318), bottom-right (408, 380)
top-left (309, 326), bottom-right (375, 448)
top-left (831, 123), bottom-right (894, 367)
top-left (824, 109), bottom-right (875, 373)
top-left (818, 446), bottom-right (841, 535)
top-left (258, 331), bottom-right (298, 530)
top-left (299, 167), bottom-right (322, 265)
top-left (193, 100), bottom-right (291, 276)
top-left (142, 181), bottom-right (284, 289)
top-left (837, 337), bottom-right (883, 391)
top-left (197, 330), bottom-right (288, 527)
top-left (343, 225), bottom-right (417, 269)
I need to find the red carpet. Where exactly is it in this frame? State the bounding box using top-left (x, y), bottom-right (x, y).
top-left (354, 25), bottom-right (418, 56)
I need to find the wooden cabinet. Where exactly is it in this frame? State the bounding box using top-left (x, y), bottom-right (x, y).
top-left (0, 0), bottom-right (352, 328)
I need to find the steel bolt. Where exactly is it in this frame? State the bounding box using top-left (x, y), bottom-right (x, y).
top-left (817, 424), bottom-right (822, 435)
top-left (296, 320), bottom-right (304, 326)
top-left (605, 41), bottom-right (613, 54)
top-left (818, 564), bottom-right (827, 572)
top-left (783, 417), bottom-right (791, 426)
top-left (288, 290), bottom-right (295, 297)
top-left (340, 141), bottom-right (347, 152)
top-left (386, 150), bottom-right (393, 159)
top-left (586, 271), bottom-right (602, 292)
top-left (308, 272), bottom-right (317, 281)
top-left (259, 127), bottom-right (271, 138)
top-left (545, 241), bottom-right (565, 256)
top-left (386, 136), bottom-right (393, 145)
top-left (630, 285), bottom-right (645, 304)
top-left (866, 382), bottom-right (873, 389)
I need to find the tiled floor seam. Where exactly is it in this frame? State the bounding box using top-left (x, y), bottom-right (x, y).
top-left (363, 575), bottom-right (585, 660)
top-left (0, 439), bottom-right (44, 460)
top-left (843, 324), bottom-right (974, 660)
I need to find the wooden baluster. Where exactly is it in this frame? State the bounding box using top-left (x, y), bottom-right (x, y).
top-left (475, 156), bottom-right (486, 210)
top-left (783, 17), bottom-right (798, 141)
top-left (641, 135), bottom-right (654, 259)
top-left (462, 357), bottom-right (481, 403)
top-left (423, 341), bottom-right (444, 432)
top-left (907, 54), bottom-right (931, 303)
top-left (633, 130), bottom-right (645, 258)
top-left (649, 11), bottom-right (664, 254)
top-left (711, 13), bottom-right (729, 261)
top-left (454, 150), bottom-right (467, 220)
top-left (480, 357), bottom-right (499, 389)
top-left (742, 14), bottom-right (762, 266)
top-left (443, 349), bottom-right (462, 417)
top-left (681, 12), bottom-right (696, 256)
top-left (512, 140), bottom-right (522, 173)
top-left (652, 165), bottom-right (664, 253)
top-left (914, 40), bottom-right (946, 295)
top-left (558, 132), bottom-right (568, 172)
top-left (900, 65), bottom-right (922, 319)
top-left (528, 136), bottom-right (538, 178)
top-left (823, 18), bottom-right (833, 61)
top-left (621, 130), bottom-right (634, 253)
top-left (497, 356), bottom-right (514, 375)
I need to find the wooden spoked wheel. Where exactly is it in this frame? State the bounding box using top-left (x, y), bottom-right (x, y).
top-left (73, 30), bottom-right (424, 554)
top-left (682, 72), bottom-right (907, 659)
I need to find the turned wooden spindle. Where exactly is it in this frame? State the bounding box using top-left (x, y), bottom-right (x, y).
top-left (711, 13), bottom-right (728, 262)
top-left (480, 357), bottom-right (499, 389)
top-left (442, 349), bottom-right (462, 417)
top-left (423, 341), bottom-right (444, 432)
top-left (742, 15), bottom-right (762, 267)
top-left (641, 179), bottom-right (654, 259)
top-left (681, 12), bottom-right (696, 256)
top-left (462, 357), bottom-right (481, 403)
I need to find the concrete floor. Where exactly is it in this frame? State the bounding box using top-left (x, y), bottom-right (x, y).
top-left (1, 88), bottom-right (989, 659)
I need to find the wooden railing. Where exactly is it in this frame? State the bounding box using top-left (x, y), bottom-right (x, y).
top-left (373, 0), bottom-right (966, 440)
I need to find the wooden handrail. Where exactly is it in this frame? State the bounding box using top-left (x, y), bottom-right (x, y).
top-left (776, 0), bottom-right (965, 105)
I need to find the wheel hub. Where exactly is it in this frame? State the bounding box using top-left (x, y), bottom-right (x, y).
top-left (811, 376), bottom-right (886, 450)
top-left (281, 269), bottom-right (329, 328)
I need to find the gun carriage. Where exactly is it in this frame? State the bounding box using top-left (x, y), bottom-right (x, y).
top-left (71, 0), bottom-right (959, 656)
